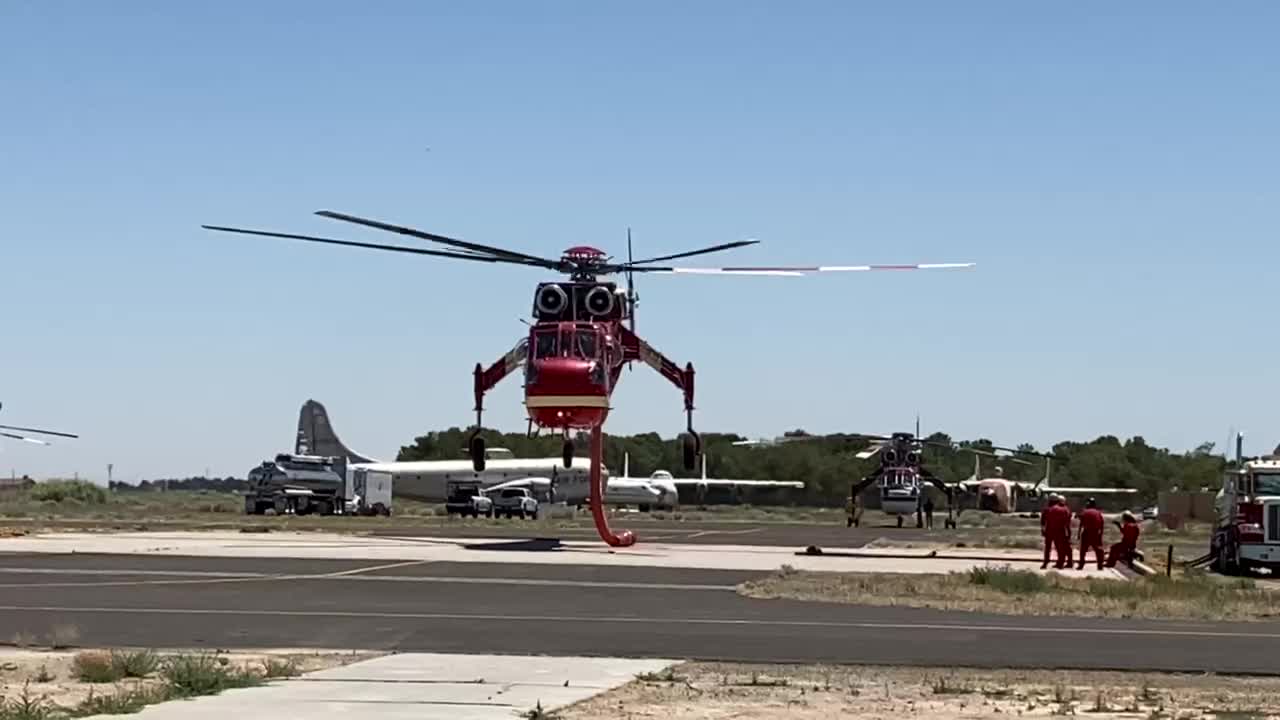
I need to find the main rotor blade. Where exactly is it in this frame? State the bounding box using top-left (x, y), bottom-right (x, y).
top-left (201, 226), bottom-right (548, 267)
top-left (0, 431), bottom-right (50, 445)
top-left (315, 211), bottom-right (559, 267)
top-left (0, 424), bottom-right (78, 439)
top-left (634, 262), bottom-right (975, 276)
top-left (623, 239), bottom-right (760, 267)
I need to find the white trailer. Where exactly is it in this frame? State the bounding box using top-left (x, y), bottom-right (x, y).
top-left (345, 467), bottom-right (393, 516)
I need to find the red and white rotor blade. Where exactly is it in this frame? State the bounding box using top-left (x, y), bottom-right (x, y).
top-left (659, 262), bottom-right (974, 276)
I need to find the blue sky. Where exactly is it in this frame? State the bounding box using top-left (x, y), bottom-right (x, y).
top-left (3, 2), bottom-right (1278, 482)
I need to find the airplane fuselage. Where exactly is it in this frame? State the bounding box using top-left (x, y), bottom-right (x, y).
top-left (352, 457), bottom-right (678, 508)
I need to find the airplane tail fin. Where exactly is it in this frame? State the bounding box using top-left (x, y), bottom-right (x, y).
top-left (295, 400), bottom-right (377, 464)
top-left (1033, 456), bottom-right (1052, 492)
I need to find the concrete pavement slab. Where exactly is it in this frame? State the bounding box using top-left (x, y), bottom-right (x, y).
top-left (79, 653), bottom-right (673, 720)
top-left (0, 531), bottom-right (1129, 578)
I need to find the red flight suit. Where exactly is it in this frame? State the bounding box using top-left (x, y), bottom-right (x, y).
top-left (1076, 508), bottom-right (1105, 570)
top-left (1041, 503), bottom-right (1072, 569)
top-left (1106, 519), bottom-right (1141, 567)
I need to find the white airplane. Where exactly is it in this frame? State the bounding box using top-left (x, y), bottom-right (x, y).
top-left (602, 452), bottom-right (806, 510)
top-left (0, 402), bottom-right (78, 446)
top-left (956, 454), bottom-right (1137, 514)
top-left (294, 400), bottom-right (805, 509)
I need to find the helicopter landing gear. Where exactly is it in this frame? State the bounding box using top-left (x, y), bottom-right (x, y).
top-left (896, 515), bottom-right (904, 528)
top-left (945, 517), bottom-right (957, 529)
top-left (682, 405), bottom-right (701, 471)
top-left (469, 433), bottom-right (486, 472)
top-left (562, 437), bottom-right (575, 469)
top-left (682, 432), bottom-right (700, 471)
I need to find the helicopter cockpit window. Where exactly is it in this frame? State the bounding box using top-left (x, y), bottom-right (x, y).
top-left (573, 329), bottom-right (599, 359)
top-left (534, 331), bottom-right (559, 359)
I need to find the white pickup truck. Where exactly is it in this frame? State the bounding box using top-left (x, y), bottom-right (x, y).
top-left (445, 480), bottom-right (493, 518)
top-left (491, 487), bottom-right (539, 520)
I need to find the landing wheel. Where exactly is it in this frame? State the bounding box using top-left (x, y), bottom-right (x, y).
top-left (945, 518), bottom-right (956, 529)
top-left (562, 439), bottom-right (575, 469)
top-left (682, 434), bottom-right (698, 471)
top-left (897, 516), bottom-right (904, 528)
top-left (470, 435), bottom-right (487, 472)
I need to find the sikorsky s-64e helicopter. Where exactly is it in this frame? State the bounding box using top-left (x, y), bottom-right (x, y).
top-left (0, 402), bottom-right (78, 446)
top-left (202, 210), bottom-right (974, 546)
top-left (737, 428), bottom-right (1052, 528)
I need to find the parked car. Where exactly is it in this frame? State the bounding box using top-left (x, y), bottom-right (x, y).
top-left (492, 487), bottom-right (539, 519)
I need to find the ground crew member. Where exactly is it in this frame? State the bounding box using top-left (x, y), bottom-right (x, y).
top-left (1106, 510), bottom-right (1141, 567)
top-left (846, 493), bottom-right (863, 528)
top-left (1039, 495), bottom-right (1053, 568)
top-left (1052, 496), bottom-right (1073, 569)
top-left (923, 494), bottom-right (935, 529)
top-left (1076, 497), bottom-right (1105, 570)
top-left (1041, 494), bottom-right (1071, 569)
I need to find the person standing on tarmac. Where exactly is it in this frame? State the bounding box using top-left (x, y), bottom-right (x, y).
top-left (1076, 497), bottom-right (1105, 570)
top-left (1039, 495), bottom-right (1053, 568)
top-left (923, 494), bottom-right (935, 529)
top-left (1052, 496), bottom-right (1074, 569)
top-left (1041, 494), bottom-right (1072, 569)
top-left (846, 493), bottom-right (863, 528)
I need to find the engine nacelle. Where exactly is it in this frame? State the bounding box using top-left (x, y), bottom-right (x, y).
top-left (535, 284), bottom-right (569, 316)
top-left (584, 285), bottom-right (615, 316)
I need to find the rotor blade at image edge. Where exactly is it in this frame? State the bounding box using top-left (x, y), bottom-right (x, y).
top-left (0, 424), bottom-right (78, 439)
top-left (641, 262), bottom-right (975, 275)
top-left (200, 226), bottom-right (549, 267)
top-left (315, 211), bottom-right (560, 267)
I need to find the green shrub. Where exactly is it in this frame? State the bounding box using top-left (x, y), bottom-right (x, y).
top-left (29, 480), bottom-right (106, 505)
top-left (966, 566), bottom-right (1049, 594)
top-left (161, 654), bottom-right (261, 696)
top-left (111, 649), bottom-right (160, 678)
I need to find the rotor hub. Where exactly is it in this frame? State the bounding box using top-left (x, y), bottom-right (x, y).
top-left (561, 246), bottom-right (608, 280)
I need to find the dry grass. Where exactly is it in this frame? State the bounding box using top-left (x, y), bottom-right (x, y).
top-left (557, 662), bottom-right (1280, 719)
top-left (0, 648), bottom-right (375, 718)
top-left (739, 565), bottom-right (1280, 621)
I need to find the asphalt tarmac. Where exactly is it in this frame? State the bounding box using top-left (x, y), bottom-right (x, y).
top-left (0, 553), bottom-right (1276, 675)
top-left (370, 520), bottom-right (945, 547)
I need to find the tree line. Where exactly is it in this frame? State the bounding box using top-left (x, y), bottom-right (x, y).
top-left (396, 428), bottom-right (1229, 504)
top-left (106, 430), bottom-right (1229, 503)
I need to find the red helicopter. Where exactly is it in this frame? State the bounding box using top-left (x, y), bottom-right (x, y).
top-left (203, 211), bottom-right (974, 546)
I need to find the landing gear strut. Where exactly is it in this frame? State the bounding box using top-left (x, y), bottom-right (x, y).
top-left (682, 432), bottom-right (699, 471)
top-left (469, 433), bottom-right (486, 472)
top-left (562, 437), bottom-right (575, 469)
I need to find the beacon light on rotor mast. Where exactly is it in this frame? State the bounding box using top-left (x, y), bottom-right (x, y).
top-left (199, 209), bottom-right (976, 548)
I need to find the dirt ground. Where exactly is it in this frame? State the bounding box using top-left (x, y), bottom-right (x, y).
top-left (0, 648), bottom-right (377, 711)
top-left (558, 662), bottom-right (1280, 719)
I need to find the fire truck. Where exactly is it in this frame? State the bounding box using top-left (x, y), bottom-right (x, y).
top-left (1210, 446), bottom-right (1280, 575)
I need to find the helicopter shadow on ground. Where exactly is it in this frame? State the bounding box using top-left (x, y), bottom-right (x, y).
top-left (460, 537), bottom-right (566, 552)
top-left (458, 536), bottom-right (669, 557)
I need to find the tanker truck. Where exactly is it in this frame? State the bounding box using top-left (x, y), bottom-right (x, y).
top-left (244, 453), bottom-right (391, 516)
